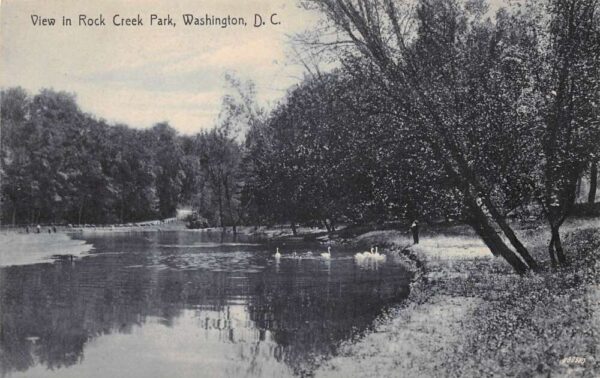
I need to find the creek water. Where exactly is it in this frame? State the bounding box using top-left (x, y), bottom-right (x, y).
top-left (0, 230), bottom-right (412, 377)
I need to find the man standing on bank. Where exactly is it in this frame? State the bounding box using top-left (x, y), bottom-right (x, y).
top-left (410, 220), bottom-right (419, 244)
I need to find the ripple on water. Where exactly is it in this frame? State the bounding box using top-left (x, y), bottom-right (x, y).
top-left (0, 231), bottom-right (412, 378)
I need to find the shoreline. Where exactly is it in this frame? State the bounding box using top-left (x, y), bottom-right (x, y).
top-left (2, 218), bottom-right (599, 376)
top-left (315, 218), bottom-right (600, 377)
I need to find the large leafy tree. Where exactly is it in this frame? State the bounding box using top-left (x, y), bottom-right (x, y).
top-left (302, 0), bottom-right (546, 272)
top-left (244, 69), bottom-right (463, 233)
top-left (526, 0), bottom-right (600, 266)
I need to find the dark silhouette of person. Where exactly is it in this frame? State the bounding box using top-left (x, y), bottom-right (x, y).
top-left (36, 225), bottom-right (41, 234)
top-left (410, 220), bottom-right (419, 244)
top-left (25, 226), bottom-right (29, 234)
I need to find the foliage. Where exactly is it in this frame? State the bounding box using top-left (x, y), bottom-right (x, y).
top-left (288, 0), bottom-right (600, 272)
top-left (244, 70), bottom-right (462, 229)
top-left (0, 88), bottom-right (186, 224)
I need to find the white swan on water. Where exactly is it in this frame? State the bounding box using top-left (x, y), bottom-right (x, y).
top-left (355, 247), bottom-right (386, 263)
top-left (274, 247), bottom-right (281, 260)
top-left (371, 246), bottom-right (386, 262)
top-left (321, 246), bottom-right (331, 260)
top-left (355, 247), bottom-right (373, 261)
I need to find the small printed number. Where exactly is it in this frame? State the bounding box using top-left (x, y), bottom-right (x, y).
top-left (560, 357), bottom-right (586, 365)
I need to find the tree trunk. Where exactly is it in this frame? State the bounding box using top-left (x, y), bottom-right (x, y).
top-left (468, 212), bottom-right (529, 274)
top-left (458, 176), bottom-right (537, 270)
top-left (469, 221), bottom-right (499, 257)
top-left (453, 155), bottom-right (538, 270)
top-left (551, 226), bottom-right (568, 265)
top-left (484, 201), bottom-right (538, 271)
top-left (589, 160), bottom-right (598, 204)
top-left (216, 185), bottom-right (224, 230)
top-left (548, 232), bottom-right (558, 268)
top-left (464, 192), bottom-right (529, 274)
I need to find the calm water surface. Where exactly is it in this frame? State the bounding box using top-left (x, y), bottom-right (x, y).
top-left (0, 231), bottom-right (412, 377)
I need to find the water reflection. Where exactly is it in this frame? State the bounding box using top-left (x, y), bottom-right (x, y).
top-left (0, 231), bottom-right (411, 377)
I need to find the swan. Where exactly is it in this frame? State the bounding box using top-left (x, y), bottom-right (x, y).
top-left (355, 247), bottom-right (373, 260)
top-left (321, 246), bottom-right (331, 260)
top-left (355, 247), bottom-right (386, 263)
top-left (274, 247), bottom-right (281, 260)
top-left (371, 246), bottom-right (386, 262)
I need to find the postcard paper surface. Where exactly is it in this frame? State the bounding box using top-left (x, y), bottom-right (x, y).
top-left (1, 0), bottom-right (599, 377)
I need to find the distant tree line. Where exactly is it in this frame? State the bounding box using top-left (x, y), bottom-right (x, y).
top-left (0, 87), bottom-right (242, 226)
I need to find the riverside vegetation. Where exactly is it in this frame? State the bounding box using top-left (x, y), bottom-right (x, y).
top-left (1, 1), bottom-right (600, 375)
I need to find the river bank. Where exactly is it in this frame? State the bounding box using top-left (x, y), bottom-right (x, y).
top-left (2, 217), bottom-right (598, 376)
top-left (316, 217), bottom-right (600, 377)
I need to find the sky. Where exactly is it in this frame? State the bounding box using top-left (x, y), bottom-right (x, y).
top-left (0, 0), bottom-right (323, 134)
top-left (1, 0), bottom-right (508, 135)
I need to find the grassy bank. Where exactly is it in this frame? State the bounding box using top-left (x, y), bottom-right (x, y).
top-left (316, 217), bottom-right (600, 377)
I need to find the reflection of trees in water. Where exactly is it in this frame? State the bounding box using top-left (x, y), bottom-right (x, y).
top-left (0, 258), bottom-right (234, 376)
top-left (246, 261), bottom-right (411, 376)
top-left (0, 240), bottom-right (410, 377)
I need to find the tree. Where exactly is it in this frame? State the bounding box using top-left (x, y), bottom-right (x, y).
top-left (519, 0), bottom-right (600, 266)
top-left (244, 69), bottom-right (465, 234)
top-left (193, 129), bottom-right (242, 231)
top-left (0, 88), bottom-right (191, 225)
top-left (1, 87), bottom-right (31, 225)
top-left (304, 0), bottom-right (541, 272)
top-left (147, 123), bottom-right (185, 219)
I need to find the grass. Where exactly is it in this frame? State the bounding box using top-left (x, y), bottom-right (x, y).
top-left (316, 217), bottom-right (600, 377)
